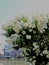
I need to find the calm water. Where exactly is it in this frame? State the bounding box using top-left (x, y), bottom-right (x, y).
top-left (0, 59), bottom-right (29, 65)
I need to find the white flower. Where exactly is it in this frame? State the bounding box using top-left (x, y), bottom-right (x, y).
top-left (46, 54), bottom-right (49, 58)
top-left (8, 34), bottom-right (20, 43)
top-left (33, 56), bottom-right (36, 59)
top-left (34, 14), bottom-right (48, 31)
top-left (11, 34), bottom-right (20, 39)
top-left (35, 46), bottom-right (38, 49)
top-left (29, 29), bottom-right (32, 32)
top-left (46, 52), bottom-right (49, 58)
top-left (33, 60), bottom-right (36, 64)
top-left (28, 22), bottom-right (33, 28)
top-left (22, 31), bottom-right (26, 35)
top-left (41, 43), bottom-right (43, 45)
top-left (29, 58), bottom-right (32, 62)
top-left (33, 42), bottom-right (36, 47)
top-left (47, 62), bottom-right (49, 65)
top-left (37, 21), bottom-right (42, 30)
top-left (43, 50), bottom-right (48, 54)
top-left (36, 48), bottom-right (40, 53)
top-left (26, 35), bottom-right (31, 39)
top-left (23, 23), bottom-right (28, 28)
top-left (40, 53), bottom-right (43, 56)
top-left (13, 24), bottom-right (21, 33)
top-left (40, 30), bottom-right (43, 33)
top-left (33, 46), bottom-right (39, 51)
top-left (33, 48), bottom-right (35, 50)
top-left (33, 60), bottom-right (36, 63)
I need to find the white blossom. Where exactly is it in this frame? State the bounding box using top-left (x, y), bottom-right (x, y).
top-left (34, 14), bottom-right (48, 31)
top-left (10, 34), bottom-right (20, 39)
top-left (33, 42), bottom-right (36, 47)
top-left (26, 35), bottom-right (31, 39)
top-left (40, 30), bottom-right (43, 33)
top-left (40, 53), bottom-right (43, 56)
top-left (29, 29), bottom-right (32, 32)
top-left (33, 56), bottom-right (36, 59)
top-left (13, 24), bottom-right (21, 33)
top-left (35, 46), bottom-right (38, 49)
top-left (36, 48), bottom-right (40, 54)
top-left (28, 22), bottom-right (33, 28)
top-left (41, 43), bottom-right (43, 45)
top-left (23, 23), bottom-right (28, 28)
top-left (46, 54), bottom-right (49, 58)
top-left (33, 46), bottom-right (39, 51)
top-left (22, 31), bottom-right (26, 35)
top-left (46, 52), bottom-right (49, 58)
top-left (43, 50), bottom-right (48, 54)
top-left (33, 48), bottom-right (36, 51)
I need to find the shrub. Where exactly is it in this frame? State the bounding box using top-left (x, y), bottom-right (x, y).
top-left (2, 15), bottom-right (49, 65)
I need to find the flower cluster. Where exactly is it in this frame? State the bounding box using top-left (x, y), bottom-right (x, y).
top-left (2, 15), bottom-right (49, 65)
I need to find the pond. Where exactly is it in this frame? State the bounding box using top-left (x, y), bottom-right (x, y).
top-left (0, 59), bottom-right (29, 65)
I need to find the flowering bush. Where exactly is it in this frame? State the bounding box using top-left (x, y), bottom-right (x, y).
top-left (2, 15), bottom-right (49, 65)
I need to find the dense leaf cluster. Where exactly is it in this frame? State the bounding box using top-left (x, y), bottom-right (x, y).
top-left (3, 16), bottom-right (49, 65)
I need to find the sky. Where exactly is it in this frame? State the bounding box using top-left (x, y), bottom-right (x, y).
top-left (0, 0), bottom-right (49, 26)
top-left (0, 0), bottom-right (49, 52)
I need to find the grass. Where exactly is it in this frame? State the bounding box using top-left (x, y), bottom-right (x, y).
top-left (0, 59), bottom-right (49, 65)
top-left (0, 59), bottom-right (30, 65)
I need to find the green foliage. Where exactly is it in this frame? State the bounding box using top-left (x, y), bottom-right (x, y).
top-left (21, 16), bottom-right (28, 22)
top-left (6, 27), bottom-right (15, 37)
top-left (3, 16), bottom-right (49, 65)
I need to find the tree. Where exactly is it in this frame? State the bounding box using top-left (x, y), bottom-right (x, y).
top-left (2, 15), bottom-right (49, 65)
